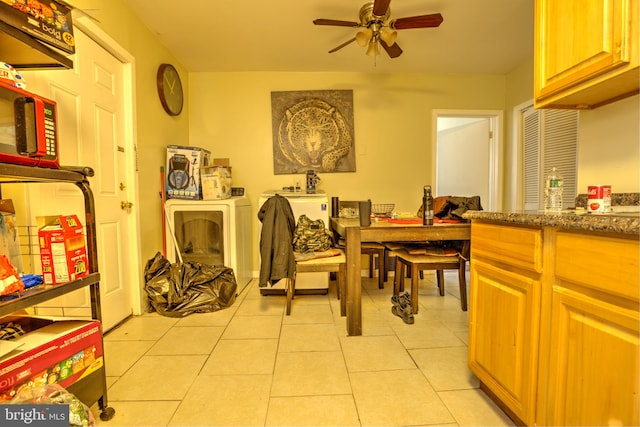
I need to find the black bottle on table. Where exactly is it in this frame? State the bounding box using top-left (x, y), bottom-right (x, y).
top-left (423, 185), bottom-right (434, 225)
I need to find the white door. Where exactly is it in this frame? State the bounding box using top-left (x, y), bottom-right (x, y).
top-left (433, 111), bottom-right (502, 211)
top-left (21, 27), bottom-right (137, 331)
top-left (436, 118), bottom-right (490, 203)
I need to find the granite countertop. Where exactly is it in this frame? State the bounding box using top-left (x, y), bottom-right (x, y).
top-left (575, 192), bottom-right (640, 208)
top-left (463, 210), bottom-right (640, 235)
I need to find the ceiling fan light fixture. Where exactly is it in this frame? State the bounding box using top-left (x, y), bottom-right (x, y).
top-left (355, 29), bottom-right (372, 47)
top-left (314, 1), bottom-right (444, 60)
top-left (379, 27), bottom-right (397, 45)
top-left (366, 40), bottom-right (379, 57)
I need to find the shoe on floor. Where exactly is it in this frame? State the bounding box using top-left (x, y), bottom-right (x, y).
top-left (391, 292), bottom-right (411, 306)
top-left (391, 303), bottom-right (414, 324)
top-left (399, 292), bottom-right (411, 306)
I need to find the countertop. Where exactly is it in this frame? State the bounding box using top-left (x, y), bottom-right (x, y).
top-left (463, 210), bottom-right (640, 235)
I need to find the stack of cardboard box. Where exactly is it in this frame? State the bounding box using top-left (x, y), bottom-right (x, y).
top-left (201, 158), bottom-right (231, 200)
top-left (166, 145), bottom-right (232, 200)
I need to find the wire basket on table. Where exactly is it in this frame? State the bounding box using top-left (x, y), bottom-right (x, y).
top-left (371, 203), bottom-right (395, 217)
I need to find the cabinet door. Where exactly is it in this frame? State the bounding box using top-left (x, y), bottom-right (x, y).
top-left (545, 286), bottom-right (639, 425)
top-left (534, 0), bottom-right (639, 108)
top-left (468, 260), bottom-right (541, 424)
top-left (543, 231), bottom-right (640, 425)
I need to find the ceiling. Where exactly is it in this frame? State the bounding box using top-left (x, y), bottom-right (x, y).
top-left (119, 0), bottom-right (533, 75)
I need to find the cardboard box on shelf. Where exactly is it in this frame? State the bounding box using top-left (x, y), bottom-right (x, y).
top-left (0, 316), bottom-right (103, 402)
top-left (212, 158), bottom-right (230, 167)
top-left (37, 215), bottom-right (88, 285)
top-left (166, 145), bottom-right (211, 200)
top-left (201, 166), bottom-right (231, 200)
top-left (0, 0), bottom-right (75, 54)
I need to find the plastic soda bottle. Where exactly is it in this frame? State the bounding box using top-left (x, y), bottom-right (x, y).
top-left (544, 167), bottom-right (563, 211)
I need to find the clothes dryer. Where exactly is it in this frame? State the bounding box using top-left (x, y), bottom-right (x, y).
top-left (164, 197), bottom-right (252, 292)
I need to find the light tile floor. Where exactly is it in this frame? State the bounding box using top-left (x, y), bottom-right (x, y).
top-left (91, 271), bottom-right (515, 427)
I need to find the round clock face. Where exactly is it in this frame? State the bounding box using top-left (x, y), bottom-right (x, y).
top-left (157, 63), bottom-right (183, 116)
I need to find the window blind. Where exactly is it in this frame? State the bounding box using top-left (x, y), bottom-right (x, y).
top-left (523, 108), bottom-right (540, 210)
top-left (522, 107), bottom-right (579, 210)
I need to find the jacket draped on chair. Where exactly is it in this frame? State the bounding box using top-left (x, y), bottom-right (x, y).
top-left (257, 194), bottom-right (296, 287)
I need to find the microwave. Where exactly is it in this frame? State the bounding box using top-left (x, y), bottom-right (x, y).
top-left (0, 80), bottom-right (59, 168)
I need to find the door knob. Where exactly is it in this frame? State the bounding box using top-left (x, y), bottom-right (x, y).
top-left (120, 201), bottom-right (133, 210)
top-left (120, 183), bottom-right (126, 190)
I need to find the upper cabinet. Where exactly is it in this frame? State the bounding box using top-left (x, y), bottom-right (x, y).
top-left (534, 0), bottom-right (639, 109)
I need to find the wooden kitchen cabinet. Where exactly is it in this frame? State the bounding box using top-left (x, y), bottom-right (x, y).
top-left (468, 223), bottom-right (543, 425)
top-left (534, 0), bottom-right (639, 109)
top-left (469, 220), bottom-right (640, 426)
top-left (542, 232), bottom-right (639, 426)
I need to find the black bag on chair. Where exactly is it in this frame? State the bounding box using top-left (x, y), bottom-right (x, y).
top-left (417, 195), bottom-right (483, 220)
top-left (292, 214), bottom-right (333, 253)
top-left (437, 196), bottom-right (483, 219)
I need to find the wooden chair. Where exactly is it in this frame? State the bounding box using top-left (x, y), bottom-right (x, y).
top-left (392, 241), bottom-right (469, 314)
top-left (361, 242), bottom-right (386, 288)
top-left (333, 200), bottom-right (386, 289)
top-left (286, 251), bottom-right (347, 316)
top-left (335, 239), bottom-right (387, 289)
top-left (383, 242), bottom-right (423, 282)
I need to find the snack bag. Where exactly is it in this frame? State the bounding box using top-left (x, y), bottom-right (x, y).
top-left (0, 254), bottom-right (25, 296)
top-left (10, 383), bottom-right (95, 427)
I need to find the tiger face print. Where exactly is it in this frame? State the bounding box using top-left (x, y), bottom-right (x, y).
top-left (278, 98), bottom-right (352, 171)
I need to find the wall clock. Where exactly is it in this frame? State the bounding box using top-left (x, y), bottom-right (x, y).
top-left (157, 63), bottom-right (183, 116)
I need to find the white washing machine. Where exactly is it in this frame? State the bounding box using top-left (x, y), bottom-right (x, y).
top-left (164, 197), bottom-right (253, 293)
top-left (258, 190), bottom-right (330, 295)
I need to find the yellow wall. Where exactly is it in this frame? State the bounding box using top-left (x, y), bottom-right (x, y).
top-left (188, 72), bottom-right (511, 269)
top-left (62, 0), bottom-right (639, 277)
top-left (578, 95), bottom-right (640, 193)
top-left (64, 1), bottom-right (533, 272)
top-left (189, 72), bottom-right (509, 209)
top-left (505, 57), bottom-right (535, 209)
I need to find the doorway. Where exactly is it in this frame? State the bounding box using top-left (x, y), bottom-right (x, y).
top-left (432, 110), bottom-right (502, 211)
top-left (19, 16), bottom-right (142, 331)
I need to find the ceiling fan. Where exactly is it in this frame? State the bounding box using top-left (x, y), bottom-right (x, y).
top-left (313, 0), bottom-right (443, 58)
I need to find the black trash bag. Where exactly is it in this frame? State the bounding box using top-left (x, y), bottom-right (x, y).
top-left (144, 252), bottom-right (237, 317)
top-left (144, 251), bottom-right (172, 303)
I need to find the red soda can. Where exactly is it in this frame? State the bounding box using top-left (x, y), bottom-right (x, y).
top-left (587, 185), bottom-right (612, 213)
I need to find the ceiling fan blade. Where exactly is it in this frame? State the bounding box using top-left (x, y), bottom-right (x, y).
top-left (329, 37), bottom-right (358, 53)
top-left (392, 13), bottom-right (444, 30)
top-left (313, 18), bottom-right (360, 27)
top-left (372, 0), bottom-right (391, 17)
top-left (380, 40), bottom-right (403, 58)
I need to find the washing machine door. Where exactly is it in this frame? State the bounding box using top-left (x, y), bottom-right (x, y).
top-left (165, 200), bottom-right (229, 266)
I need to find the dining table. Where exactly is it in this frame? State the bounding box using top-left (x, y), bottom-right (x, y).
top-left (330, 217), bottom-right (471, 336)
